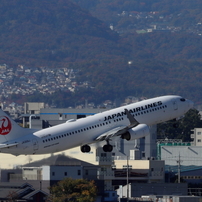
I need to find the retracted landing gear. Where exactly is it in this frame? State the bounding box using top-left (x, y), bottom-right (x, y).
top-left (81, 144), bottom-right (91, 153)
top-left (103, 140), bottom-right (113, 152)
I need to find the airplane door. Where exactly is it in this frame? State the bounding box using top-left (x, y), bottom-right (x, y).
top-left (32, 139), bottom-right (38, 151)
top-left (173, 100), bottom-right (178, 110)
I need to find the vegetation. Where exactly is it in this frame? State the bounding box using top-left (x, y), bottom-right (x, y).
top-left (157, 109), bottom-right (202, 141)
top-left (48, 178), bottom-right (97, 202)
top-left (72, 0), bottom-right (202, 28)
top-left (1, 0), bottom-right (202, 106)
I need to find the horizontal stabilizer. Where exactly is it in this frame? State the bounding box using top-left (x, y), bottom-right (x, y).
top-left (0, 143), bottom-right (18, 149)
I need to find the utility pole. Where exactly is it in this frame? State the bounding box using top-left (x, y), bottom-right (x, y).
top-left (127, 156), bottom-right (129, 202)
top-left (176, 153), bottom-right (183, 183)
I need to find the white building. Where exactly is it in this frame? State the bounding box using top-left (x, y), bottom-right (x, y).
top-left (191, 128), bottom-right (202, 146)
top-left (159, 144), bottom-right (202, 167)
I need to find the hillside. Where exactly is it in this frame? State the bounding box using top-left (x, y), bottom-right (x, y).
top-left (0, 0), bottom-right (120, 67)
top-left (72, 0), bottom-right (202, 28)
top-left (1, 0), bottom-right (202, 107)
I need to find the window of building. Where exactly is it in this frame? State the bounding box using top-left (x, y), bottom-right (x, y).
top-left (64, 172), bottom-right (67, 176)
top-left (78, 170), bottom-right (81, 175)
top-left (197, 132), bottom-right (202, 135)
top-left (101, 153), bottom-right (107, 157)
top-left (52, 172), bottom-right (55, 176)
top-left (197, 139), bottom-right (201, 142)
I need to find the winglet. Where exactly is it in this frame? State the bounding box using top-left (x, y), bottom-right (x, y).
top-left (124, 109), bottom-right (139, 127)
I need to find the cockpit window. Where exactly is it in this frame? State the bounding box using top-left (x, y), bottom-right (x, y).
top-left (180, 98), bottom-right (186, 102)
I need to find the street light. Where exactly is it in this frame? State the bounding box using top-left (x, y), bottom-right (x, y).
top-left (29, 115), bottom-right (36, 128)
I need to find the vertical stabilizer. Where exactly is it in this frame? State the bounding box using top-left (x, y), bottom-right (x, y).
top-left (0, 109), bottom-right (36, 143)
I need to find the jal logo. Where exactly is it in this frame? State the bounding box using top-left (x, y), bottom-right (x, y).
top-left (0, 116), bottom-right (12, 135)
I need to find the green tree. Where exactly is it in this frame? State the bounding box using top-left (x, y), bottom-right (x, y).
top-left (48, 178), bottom-right (97, 202)
top-left (157, 108), bottom-right (202, 141)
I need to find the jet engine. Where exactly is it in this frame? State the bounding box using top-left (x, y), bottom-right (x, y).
top-left (121, 124), bottom-right (150, 141)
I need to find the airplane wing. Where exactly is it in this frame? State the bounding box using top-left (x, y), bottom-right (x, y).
top-left (0, 143), bottom-right (18, 149)
top-left (95, 108), bottom-right (139, 142)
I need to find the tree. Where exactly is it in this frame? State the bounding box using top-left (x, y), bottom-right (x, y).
top-left (7, 191), bottom-right (19, 201)
top-left (48, 178), bottom-right (97, 202)
top-left (157, 108), bottom-right (202, 141)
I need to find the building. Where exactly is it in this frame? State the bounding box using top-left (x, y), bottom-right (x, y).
top-left (116, 182), bottom-right (188, 198)
top-left (157, 139), bottom-right (202, 185)
top-left (1, 151), bottom-right (167, 201)
top-left (24, 102), bottom-right (45, 114)
top-left (158, 142), bottom-right (202, 167)
top-left (191, 128), bottom-right (202, 146)
top-left (0, 182), bottom-right (48, 202)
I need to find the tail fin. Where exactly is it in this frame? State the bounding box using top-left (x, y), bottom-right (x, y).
top-left (0, 109), bottom-right (34, 143)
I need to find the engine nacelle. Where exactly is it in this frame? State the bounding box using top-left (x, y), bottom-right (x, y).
top-left (121, 124), bottom-right (150, 141)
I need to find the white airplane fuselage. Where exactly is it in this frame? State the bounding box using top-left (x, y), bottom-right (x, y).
top-left (0, 95), bottom-right (193, 156)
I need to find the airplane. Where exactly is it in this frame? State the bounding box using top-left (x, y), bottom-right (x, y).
top-left (0, 95), bottom-right (193, 156)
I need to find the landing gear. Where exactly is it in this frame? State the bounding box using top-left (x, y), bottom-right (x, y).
top-left (103, 140), bottom-right (113, 152)
top-left (81, 144), bottom-right (91, 153)
top-left (103, 144), bottom-right (113, 152)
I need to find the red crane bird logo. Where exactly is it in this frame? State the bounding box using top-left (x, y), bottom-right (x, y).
top-left (0, 116), bottom-right (12, 135)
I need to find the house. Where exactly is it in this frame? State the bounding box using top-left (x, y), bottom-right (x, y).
top-left (0, 182), bottom-right (48, 202)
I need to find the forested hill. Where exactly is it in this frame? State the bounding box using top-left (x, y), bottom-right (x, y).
top-left (1, 0), bottom-right (202, 107)
top-left (0, 0), bottom-right (120, 67)
top-left (72, 0), bottom-right (202, 27)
